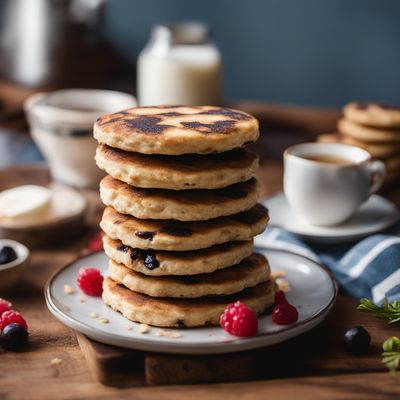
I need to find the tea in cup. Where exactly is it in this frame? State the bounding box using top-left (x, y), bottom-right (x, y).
top-left (283, 143), bottom-right (386, 226)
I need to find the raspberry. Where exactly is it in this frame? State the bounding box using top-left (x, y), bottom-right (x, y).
top-left (274, 290), bottom-right (287, 304)
top-left (272, 302), bottom-right (299, 325)
top-left (220, 301), bottom-right (258, 337)
top-left (77, 267), bottom-right (103, 296)
top-left (0, 310), bottom-right (28, 331)
top-left (87, 231), bottom-right (104, 252)
top-left (0, 298), bottom-right (12, 316)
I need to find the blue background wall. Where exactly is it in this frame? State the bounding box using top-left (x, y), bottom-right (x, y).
top-left (103, 0), bottom-right (400, 108)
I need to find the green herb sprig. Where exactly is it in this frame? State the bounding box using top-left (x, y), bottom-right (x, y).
top-left (358, 298), bottom-right (400, 324)
top-left (358, 298), bottom-right (400, 373)
top-left (382, 337), bottom-right (400, 374)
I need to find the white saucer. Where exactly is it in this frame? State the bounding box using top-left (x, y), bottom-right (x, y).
top-left (45, 248), bottom-right (337, 355)
top-left (264, 193), bottom-right (399, 243)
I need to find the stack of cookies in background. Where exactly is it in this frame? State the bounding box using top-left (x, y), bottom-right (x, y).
top-left (93, 105), bottom-right (275, 328)
top-left (318, 102), bottom-right (400, 184)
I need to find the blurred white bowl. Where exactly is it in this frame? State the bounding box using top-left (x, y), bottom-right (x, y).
top-left (24, 89), bottom-right (136, 189)
top-left (0, 239), bottom-right (30, 293)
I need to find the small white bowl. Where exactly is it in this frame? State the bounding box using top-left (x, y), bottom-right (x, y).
top-left (0, 239), bottom-right (30, 293)
top-left (24, 89), bottom-right (137, 189)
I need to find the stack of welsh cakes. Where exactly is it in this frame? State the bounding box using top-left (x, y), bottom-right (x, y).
top-left (93, 105), bottom-right (275, 328)
top-left (318, 102), bottom-right (400, 184)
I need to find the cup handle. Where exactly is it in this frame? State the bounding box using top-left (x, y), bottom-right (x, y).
top-left (367, 160), bottom-right (386, 195)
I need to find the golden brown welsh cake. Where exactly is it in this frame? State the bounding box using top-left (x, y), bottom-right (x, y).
top-left (99, 175), bottom-right (259, 221)
top-left (102, 277), bottom-right (276, 328)
top-left (107, 253), bottom-right (270, 298)
top-left (100, 204), bottom-right (269, 251)
top-left (94, 105), bottom-right (259, 155)
top-left (343, 102), bottom-right (400, 128)
top-left (337, 118), bottom-right (400, 143)
top-left (95, 144), bottom-right (259, 190)
top-left (103, 236), bottom-right (254, 276)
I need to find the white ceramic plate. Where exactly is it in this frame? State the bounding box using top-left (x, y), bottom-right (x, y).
top-left (264, 192), bottom-right (399, 243)
top-left (45, 248), bottom-right (337, 355)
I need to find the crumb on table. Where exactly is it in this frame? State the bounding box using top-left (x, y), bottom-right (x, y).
top-left (50, 358), bottom-right (63, 366)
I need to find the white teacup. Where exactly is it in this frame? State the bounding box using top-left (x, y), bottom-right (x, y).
top-left (283, 143), bottom-right (386, 226)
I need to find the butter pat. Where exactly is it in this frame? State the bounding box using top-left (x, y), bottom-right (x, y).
top-left (0, 185), bottom-right (52, 219)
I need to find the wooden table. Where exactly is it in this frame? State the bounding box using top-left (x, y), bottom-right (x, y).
top-left (1, 104), bottom-right (400, 399)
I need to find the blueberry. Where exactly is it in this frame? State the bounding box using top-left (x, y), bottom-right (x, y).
top-left (0, 246), bottom-right (17, 265)
top-left (343, 326), bottom-right (371, 355)
top-left (1, 323), bottom-right (28, 350)
top-left (143, 250), bottom-right (160, 270)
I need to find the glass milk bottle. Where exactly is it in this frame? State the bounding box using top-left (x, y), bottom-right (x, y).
top-left (137, 22), bottom-right (222, 106)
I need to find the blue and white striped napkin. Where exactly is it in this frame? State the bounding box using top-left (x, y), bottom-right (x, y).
top-left (255, 225), bottom-right (400, 304)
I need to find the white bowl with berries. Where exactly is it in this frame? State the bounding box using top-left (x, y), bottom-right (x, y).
top-left (0, 239), bottom-right (30, 292)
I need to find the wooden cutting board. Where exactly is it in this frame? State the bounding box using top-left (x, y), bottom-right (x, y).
top-left (75, 294), bottom-right (387, 387)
